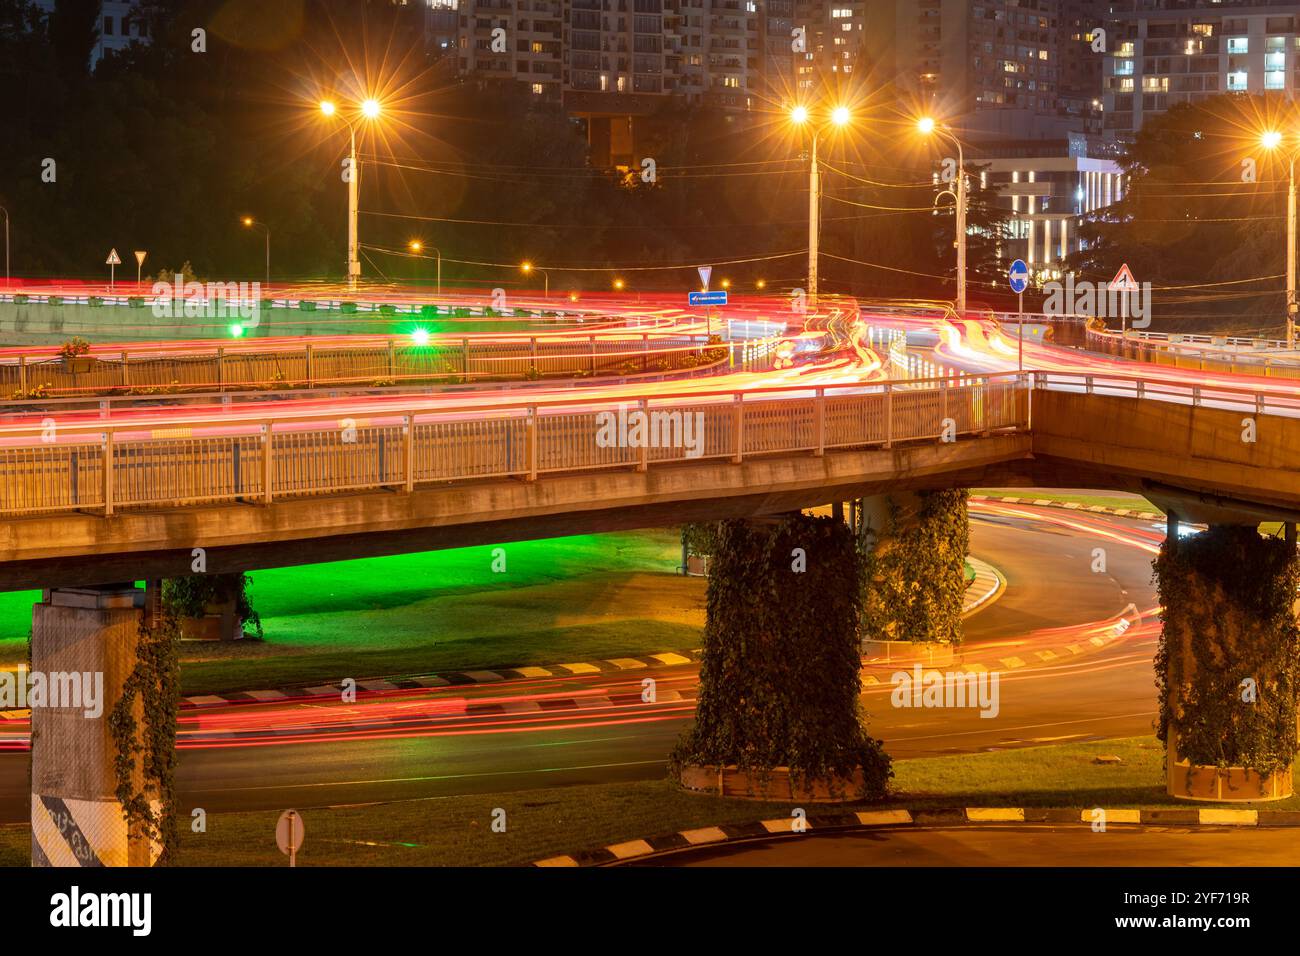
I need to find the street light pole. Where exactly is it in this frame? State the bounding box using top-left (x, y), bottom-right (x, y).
top-left (0, 206), bottom-right (8, 287)
top-left (347, 124), bottom-right (360, 290)
top-left (919, 119), bottom-right (969, 316)
top-left (808, 129), bottom-right (820, 305)
top-left (320, 98), bottom-right (379, 291)
top-left (1288, 153), bottom-right (1296, 349)
top-left (954, 136), bottom-right (968, 316)
top-left (242, 218), bottom-right (271, 291)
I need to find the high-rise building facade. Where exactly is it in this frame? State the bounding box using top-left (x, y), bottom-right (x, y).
top-left (1102, 0), bottom-right (1300, 141)
top-left (861, 1), bottom-right (1106, 141)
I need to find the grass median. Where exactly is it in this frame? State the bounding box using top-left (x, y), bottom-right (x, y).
top-left (0, 530), bottom-right (706, 697)
top-left (4, 736), bottom-right (1292, 867)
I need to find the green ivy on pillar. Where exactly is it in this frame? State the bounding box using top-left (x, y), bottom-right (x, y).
top-left (1154, 524), bottom-right (1300, 777)
top-left (860, 489), bottom-right (970, 645)
top-left (670, 514), bottom-right (892, 798)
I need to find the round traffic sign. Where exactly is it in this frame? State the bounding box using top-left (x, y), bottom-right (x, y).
top-left (276, 809), bottom-right (305, 856)
top-left (1008, 259), bottom-right (1029, 294)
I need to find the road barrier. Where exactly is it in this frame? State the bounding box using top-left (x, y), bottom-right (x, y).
top-left (1084, 324), bottom-right (1300, 379)
top-left (0, 331), bottom-right (721, 399)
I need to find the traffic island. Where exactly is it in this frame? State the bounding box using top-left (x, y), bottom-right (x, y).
top-left (671, 514), bottom-right (892, 803)
top-left (1155, 518), bottom-right (1300, 802)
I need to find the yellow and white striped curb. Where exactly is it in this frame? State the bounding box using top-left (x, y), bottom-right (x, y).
top-left (965, 807), bottom-right (1025, 822)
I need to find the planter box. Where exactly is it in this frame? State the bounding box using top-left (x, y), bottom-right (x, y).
top-left (1168, 762), bottom-right (1293, 802)
top-left (679, 763), bottom-right (867, 803)
top-left (178, 601), bottom-right (245, 642)
top-left (60, 356), bottom-right (95, 374)
top-left (685, 554), bottom-right (711, 577)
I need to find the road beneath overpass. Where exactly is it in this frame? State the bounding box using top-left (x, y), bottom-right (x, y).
top-left (0, 503), bottom-right (1161, 821)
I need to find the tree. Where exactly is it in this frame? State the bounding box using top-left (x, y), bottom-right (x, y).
top-left (49, 0), bottom-right (98, 77)
top-left (1069, 93), bottom-right (1290, 333)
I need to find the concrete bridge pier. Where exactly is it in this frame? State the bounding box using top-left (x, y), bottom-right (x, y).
top-left (30, 582), bottom-right (164, 867)
top-left (1158, 518), bottom-right (1299, 801)
top-left (854, 490), bottom-right (970, 646)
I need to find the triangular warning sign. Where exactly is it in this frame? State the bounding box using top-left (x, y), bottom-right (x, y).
top-left (1110, 262), bottom-right (1138, 291)
top-left (106, 248), bottom-right (122, 266)
top-left (697, 265), bottom-right (712, 291)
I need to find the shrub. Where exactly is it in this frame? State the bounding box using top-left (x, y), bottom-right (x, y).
top-left (162, 573), bottom-right (263, 640)
top-left (58, 337), bottom-right (92, 360)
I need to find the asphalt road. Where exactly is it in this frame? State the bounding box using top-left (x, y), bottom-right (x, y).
top-left (0, 504), bottom-right (1163, 821)
top-left (627, 824), bottom-right (1300, 867)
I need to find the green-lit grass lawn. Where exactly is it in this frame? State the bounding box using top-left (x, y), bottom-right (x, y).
top-left (974, 489), bottom-right (1161, 513)
top-left (0, 531), bottom-right (705, 697)
top-left (2, 736), bottom-right (1290, 867)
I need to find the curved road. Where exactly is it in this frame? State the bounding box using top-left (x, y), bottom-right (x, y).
top-left (0, 502), bottom-right (1163, 821)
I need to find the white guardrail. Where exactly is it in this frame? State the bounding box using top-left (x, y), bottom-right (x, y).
top-left (3, 367), bottom-right (1298, 520)
top-left (0, 373), bottom-right (1028, 517)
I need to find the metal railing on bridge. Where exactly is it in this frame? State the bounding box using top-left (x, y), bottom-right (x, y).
top-left (0, 332), bottom-right (722, 399)
top-left (0, 372), bottom-right (1029, 517)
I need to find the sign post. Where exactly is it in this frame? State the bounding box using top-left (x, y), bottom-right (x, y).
top-left (1111, 262), bottom-right (1139, 334)
top-left (276, 809), bottom-right (305, 868)
top-left (134, 250), bottom-right (147, 288)
top-left (689, 290), bottom-right (727, 308)
top-left (1008, 258), bottom-right (1029, 371)
top-left (698, 265), bottom-right (713, 336)
top-left (105, 248), bottom-right (121, 293)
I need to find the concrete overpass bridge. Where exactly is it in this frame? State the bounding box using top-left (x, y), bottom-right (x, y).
top-left (11, 299), bottom-right (1300, 866)
top-left (0, 368), bottom-right (1296, 591)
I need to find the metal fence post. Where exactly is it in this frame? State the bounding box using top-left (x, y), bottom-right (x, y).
top-left (637, 398), bottom-right (649, 472)
top-left (814, 387), bottom-right (825, 456)
top-left (732, 393), bottom-right (744, 464)
top-left (404, 414), bottom-right (414, 492)
top-left (884, 382), bottom-right (893, 448)
top-left (262, 422), bottom-right (274, 504)
top-left (102, 430), bottom-right (114, 516)
top-left (526, 406), bottom-right (538, 481)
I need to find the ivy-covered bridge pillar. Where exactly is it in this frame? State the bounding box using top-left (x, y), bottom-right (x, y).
top-left (1155, 520), bottom-right (1300, 801)
top-left (855, 489), bottom-right (970, 647)
top-left (30, 581), bottom-right (176, 867)
top-left (673, 514), bottom-right (892, 800)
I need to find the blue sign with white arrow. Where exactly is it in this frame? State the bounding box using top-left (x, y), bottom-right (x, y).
top-left (689, 290), bottom-right (728, 307)
top-left (1008, 259), bottom-right (1029, 295)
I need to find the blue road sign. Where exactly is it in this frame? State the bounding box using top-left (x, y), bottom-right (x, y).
top-left (1008, 259), bottom-right (1029, 294)
top-left (689, 290), bottom-right (728, 307)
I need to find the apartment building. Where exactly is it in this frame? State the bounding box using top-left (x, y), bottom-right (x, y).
top-left (1103, 0), bottom-right (1300, 141)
